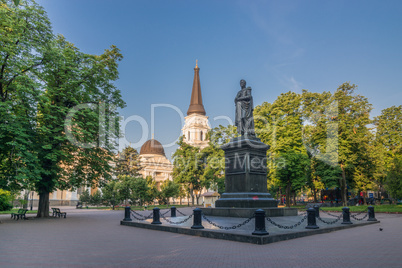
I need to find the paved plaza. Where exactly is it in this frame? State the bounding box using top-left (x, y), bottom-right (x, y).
top-left (1, 207), bottom-right (401, 267)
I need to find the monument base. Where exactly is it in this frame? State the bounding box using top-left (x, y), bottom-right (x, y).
top-left (202, 207), bottom-right (298, 218)
top-left (215, 192), bottom-right (278, 208)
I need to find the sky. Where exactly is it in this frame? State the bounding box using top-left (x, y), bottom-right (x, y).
top-left (36, 0), bottom-right (402, 159)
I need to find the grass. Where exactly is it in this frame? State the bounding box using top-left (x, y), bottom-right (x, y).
top-left (320, 204), bottom-right (402, 213)
top-left (278, 204), bottom-right (402, 213)
top-left (80, 204), bottom-right (193, 211)
top-left (0, 208), bottom-right (37, 215)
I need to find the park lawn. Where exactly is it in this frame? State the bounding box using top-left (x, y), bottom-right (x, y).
top-left (0, 208), bottom-right (37, 215)
top-left (320, 205), bottom-right (402, 213)
top-left (81, 204), bottom-right (192, 210)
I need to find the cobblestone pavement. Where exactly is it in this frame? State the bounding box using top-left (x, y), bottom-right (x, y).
top-left (1, 207), bottom-right (401, 268)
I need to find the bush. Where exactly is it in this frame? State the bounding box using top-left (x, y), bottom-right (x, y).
top-left (0, 189), bottom-right (14, 211)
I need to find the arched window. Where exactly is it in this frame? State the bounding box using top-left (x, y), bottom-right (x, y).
top-left (200, 131), bottom-right (203, 141)
top-left (188, 131), bottom-right (190, 140)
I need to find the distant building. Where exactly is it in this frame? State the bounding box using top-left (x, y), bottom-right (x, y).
top-left (139, 138), bottom-right (173, 190)
top-left (182, 61), bottom-right (211, 148)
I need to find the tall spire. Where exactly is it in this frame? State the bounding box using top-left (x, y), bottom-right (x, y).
top-left (187, 60), bottom-right (206, 116)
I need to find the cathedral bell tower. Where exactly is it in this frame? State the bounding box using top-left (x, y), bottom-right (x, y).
top-left (182, 61), bottom-right (210, 149)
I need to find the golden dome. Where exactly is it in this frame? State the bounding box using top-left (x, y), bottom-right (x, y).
top-left (140, 139), bottom-right (165, 156)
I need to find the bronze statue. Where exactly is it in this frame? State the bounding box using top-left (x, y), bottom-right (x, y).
top-left (235, 79), bottom-right (255, 137)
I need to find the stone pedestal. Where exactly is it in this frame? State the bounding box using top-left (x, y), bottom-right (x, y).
top-left (215, 136), bottom-right (278, 209)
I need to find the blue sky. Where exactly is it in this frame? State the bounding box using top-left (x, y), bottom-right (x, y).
top-left (36, 0), bottom-right (402, 159)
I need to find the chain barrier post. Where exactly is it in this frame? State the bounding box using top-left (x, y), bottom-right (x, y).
top-left (191, 208), bottom-right (204, 229)
top-left (342, 207), bottom-right (352, 224)
top-left (171, 206), bottom-right (177, 218)
top-left (313, 205), bottom-right (320, 218)
top-left (123, 206), bottom-right (132, 221)
top-left (367, 206), bottom-right (377, 221)
top-left (252, 209), bottom-right (269, 235)
top-left (151, 207), bottom-right (162, 224)
top-left (306, 208), bottom-right (319, 229)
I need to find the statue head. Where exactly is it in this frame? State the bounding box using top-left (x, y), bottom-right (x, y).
top-left (240, 79), bottom-right (246, 89)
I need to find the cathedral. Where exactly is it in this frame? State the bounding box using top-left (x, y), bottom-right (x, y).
top-left (19, 62), bottom-right (212, 206)
top-left (137, 61), bottom-right (211, 192)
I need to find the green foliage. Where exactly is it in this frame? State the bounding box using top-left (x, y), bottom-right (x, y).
top-left (89, 190), bottom-right (102, 206)
top-left (255, 92), bottom-right (309, 205)
top-left (385, 156), bottom-right (402, 199)
top-left (116, 146), bottom-right (141, 177)
top-left (102, 180), bottom-right (120, 207)
top-left (0, 189), bottom-right (14, 211)
top-left (115, 175), bottom-right (155, 206)
top-left (173, 137), bottom-right (205, 205)
top-left (158, 180), bottom-right (180, 205)
top-left (79, 189), bottom-right (91, 204)
top-left (0, 1), bottom-right (125, 217)
top-left (374, 105), bottom-right (402, 197)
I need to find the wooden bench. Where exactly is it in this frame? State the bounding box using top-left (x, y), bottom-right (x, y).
top-left (11, 209), bottom-right (24, 219)
top-left (11, 209), bottom-right (28, 220)
top-left (51, 208), bottom-right (67, 218)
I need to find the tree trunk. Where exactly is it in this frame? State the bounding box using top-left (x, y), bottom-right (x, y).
top-left (293, 192), bottom-right (296, 206)
top-left (313, 188), bottom-right (317, 203)
top-left (340, 166), bottom-right (347, 206)
top-left (37, 192), bottom-right (50, 217)
top-left (286, 182), bottom-right (291, 208)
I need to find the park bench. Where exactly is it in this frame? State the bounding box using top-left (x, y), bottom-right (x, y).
top-left (11, 209), bottom-right (24, 219)
top-left (51, 208), bottom-right (67, 218)
top-left (11, 209), bottom-right (28, 220)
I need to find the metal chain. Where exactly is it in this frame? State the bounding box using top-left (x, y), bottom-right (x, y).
top-left (130, 211), bottom-right (148, 221)
top-left (176, 209), bottom-right (187, 216)
top-left (160, 212), bottom-right (193, 225)
top-left (320, 210), bottom-right (341, 218)
top-left (202, 214), bottom-right (253, 230)
top-left (266, 215), bottom-right (307, 229)
top-left (131, 210), bottom-right (153, 220)
top-left (351, 209), bottom-right (367, 216)
top-left (161, 210), bottom-right (170, 216)
top-left (350, 213), bottom-right (368, 221)
top-left (317, 214), bottom-right (342, 224)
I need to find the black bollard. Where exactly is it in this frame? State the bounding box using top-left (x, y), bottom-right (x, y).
top-left (171, 206), bottom-right (176, 218)
top-left (151, 207), bottom-right (162, 224)
top-left (313, 205), bottom-right (320, 218)
top-left (123, 206), bottom-right (132, 222)
top-left (191, 208), bottom-right (204, 229)
top-left (305, 208), bottom-right (319, 229)
top-left (342, 207), bottom-right (352, 224)
top-left (367, 206), bottom-right (377, 221)
top-left (252, 209), bottom-right (269, 236)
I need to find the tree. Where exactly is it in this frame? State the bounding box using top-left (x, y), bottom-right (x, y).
top-left (255, 91), bottom-right (309, 205)
top-left (300, 84), bottom-right (374, 205)
top-left (374, 105), bottom-right (402, 199)
top-left (332, 83), bottom-right (373, 205)
top-left (158, 180), bottom-right (180, 206)
top-left (274, 151), bottom-right (309, 207)
top-left (102, 180), bottom-right (120, 209)
top-left (116, 146), bottom-right (141, 177)
top-left (301, 90), bottom-right (342, 200)
top-left (0, 0), bottom-right (52, 192)
top-left (90, 190), bottom-right (102, 206)
top-left (0, 1), bottom-right (125, 217)
top-left (79, 189), bottom-right (91, 205)
top-left (385, 156), bottom-right (402, 200)
top-left (172, 137), bottom-right (204, 205)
